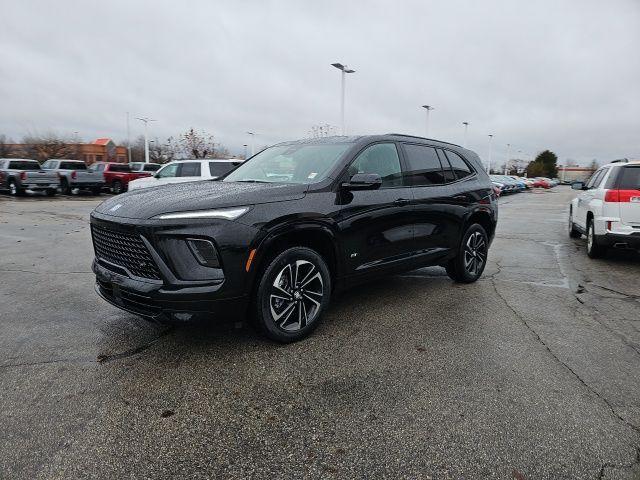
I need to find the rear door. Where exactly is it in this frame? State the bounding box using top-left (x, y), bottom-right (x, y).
top-left (617, 166), bottom-right (640, 226)
top-left (575, 168), bottom-right (605, 229)
top-left (400, 143), bottom-right (458, 258)
top-left (338, 142), bottom-right (415, 277)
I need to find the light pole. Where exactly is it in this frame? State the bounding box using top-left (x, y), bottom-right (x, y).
top-left (126, 112), bottom-right (132, 163)
top-left (246, 132), bottom-right (256, 156)
top-left (505, 143), bottom-right (511, 174)
top-left (421, 105), bottom-right (434, 137)
top-left (243, 144), bottom-right (248, 159)
top-left (462, 122), bottom-right (469, 148)
top-left (331, 63), bottom-right (355, 135)
top-left (136, 117), bottom-right (156, 163)
top-left (487, 134), bottom-right (493, 173)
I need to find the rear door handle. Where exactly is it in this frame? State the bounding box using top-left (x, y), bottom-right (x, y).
top-left (394, 198), bottom-right (410, 206)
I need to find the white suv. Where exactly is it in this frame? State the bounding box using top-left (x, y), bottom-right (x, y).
top-left (128, 159), bottom-right (243, 191)
top-left (569, 159), bottom-right (640, 257)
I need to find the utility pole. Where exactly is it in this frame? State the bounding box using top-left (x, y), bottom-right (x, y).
top-left (331, 63), bottom-right (356, 135)
top-left (487, 134), bottom-right (493, 173)
top-left (126, 112), bottom-right (132, 163)
top-left (243, 144), bottom-right (248, 159)
top-left (246, 132), bottom-right (256, 156)
top-left (421, 105), bottom-right (434, 137)
top-left (462, 122), bottom-right (469, 148)
top-left (135, 117), bottom-right (156, 164)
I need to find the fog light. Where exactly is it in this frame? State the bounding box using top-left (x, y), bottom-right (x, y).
top-left (186, 238), bottom-right (220, 267)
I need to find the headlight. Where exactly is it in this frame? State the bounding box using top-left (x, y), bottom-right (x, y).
top-left (154, 206), bottom-right (249, 220)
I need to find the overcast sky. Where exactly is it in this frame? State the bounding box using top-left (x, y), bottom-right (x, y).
top-left (1, 0), bottom-right (639, 165)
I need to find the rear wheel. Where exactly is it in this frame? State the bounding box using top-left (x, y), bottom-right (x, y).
top-left (255, 247), bottom-right (331, 343)
top-left (9, 180), bottom-right (24, 196)
top-left (586, 219), bottom-right (606, 258)
top-left (46, 188), bottom-right (57, 197)
top-left (568, 209), bottom-right (581, 238)
top-left (446, 224), bottom-right (489, 283)
top-left (91, 186), bottom-right (102, 195)
top-left (61, 179), bottom-right (72, 195)
top-left (112, 180), bottom-right (123, 194)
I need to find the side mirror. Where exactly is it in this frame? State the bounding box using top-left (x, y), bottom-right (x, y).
top-left (571, 181), bottom-right (585, 190)
top-left (342, 173), bottom-right (382, 191)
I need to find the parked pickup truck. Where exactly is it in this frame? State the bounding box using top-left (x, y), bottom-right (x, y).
top-left (0, 158), bottom-right (60, 196)
top-left (89, 162), bottom-right (154, 194)
top-left (42, 159), bottom-right (105, 195)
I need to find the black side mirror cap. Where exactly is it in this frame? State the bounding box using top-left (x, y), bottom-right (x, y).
top-left (342, 173), bottom-right (383, 191)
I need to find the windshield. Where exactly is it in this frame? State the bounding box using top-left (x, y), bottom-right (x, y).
top-left (223, 143), bottom-right (350, 184)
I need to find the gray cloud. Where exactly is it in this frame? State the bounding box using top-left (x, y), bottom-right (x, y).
top-left (1, 0), bottom-right (639, 165)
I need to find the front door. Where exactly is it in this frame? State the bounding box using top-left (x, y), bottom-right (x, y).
top-left (337, 142), bottom-right (415, 277)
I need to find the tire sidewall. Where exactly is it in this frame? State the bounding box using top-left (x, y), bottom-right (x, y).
top-left (456, 223), bottom-right (489, 282)
top-left (256, 247), bottom-right (331, 342)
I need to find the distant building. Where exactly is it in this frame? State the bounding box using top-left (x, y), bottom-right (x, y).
top-left (558, 165), bottom-right (596, 184)
top-left (4, 138), bottom-right (128, 164)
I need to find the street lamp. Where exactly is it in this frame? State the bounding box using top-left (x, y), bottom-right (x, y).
top-left (243, 144), bottom-right (248, 159)
top-left (505, 143), bottom-right (511, 174)
top-left (421, 105), bottom-right (434, 137)
top-left (462, 122), bottom-right (470, 148)
top-left (331, 62), bottom-right (355, 135)
top-left (487, 134), bottom-right (493, 173)
top-left (246, 132), bottom-right (257, 156)
top-left (136, 116), bottom-right (156, 164)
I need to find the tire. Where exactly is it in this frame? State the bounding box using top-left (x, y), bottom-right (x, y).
top-left (568, 209), bottom-right (581, 238)
top-left (586, 219), bottom-right (606, 259)
top-left (254, 247), bottom-right (331, 343)
top-left (446, 223), bottom-right (489, 283)
top-left (61, 179), bottom-right (72, 195)
top-left (9, 180), bottom-right (24, 196)
top-left (91, 187), bottom-right (102, 196)
top-left (112, 180), bottom-right (123, 195)
top-left (46, 188), bottom-right (57, 197)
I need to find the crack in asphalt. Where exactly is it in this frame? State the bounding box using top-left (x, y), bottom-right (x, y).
top-left (490, 278), bottom-right (640, 439)
top-left (96, 326), bottom-right (174, 363)
top-left (598, 447), bottom-right (640, 479)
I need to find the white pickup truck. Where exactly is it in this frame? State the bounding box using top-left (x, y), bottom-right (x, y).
top-left (0, 158), bottom-right (60, 196)
top-left (42, 159), bottom-right (105, 195)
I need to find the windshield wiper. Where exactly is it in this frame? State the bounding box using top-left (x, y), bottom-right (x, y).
top-left (236, 179), bottom-right (269, 183)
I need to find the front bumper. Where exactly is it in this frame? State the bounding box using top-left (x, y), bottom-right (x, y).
top-left (93, 260), bottom-right (248, 322)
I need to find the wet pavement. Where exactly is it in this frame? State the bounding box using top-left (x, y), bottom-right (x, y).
top-left (1, 188), bottom-right (639, 479)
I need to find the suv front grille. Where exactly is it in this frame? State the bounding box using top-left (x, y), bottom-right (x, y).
top-left (91, 224), bottom-right (161, 280)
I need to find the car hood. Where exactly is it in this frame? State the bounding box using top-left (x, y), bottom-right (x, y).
top-left (94, 181), bottom-right (308, 220)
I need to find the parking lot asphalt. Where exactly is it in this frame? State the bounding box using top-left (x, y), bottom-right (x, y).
top-left (1, 188), bottom-right (639, 480)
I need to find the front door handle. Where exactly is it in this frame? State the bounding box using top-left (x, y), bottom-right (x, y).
top-left (394, 198), bottom-right (410, 206)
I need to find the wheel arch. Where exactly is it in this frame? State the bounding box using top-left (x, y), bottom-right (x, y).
top-left (465, 208), bottom-right (496, 241)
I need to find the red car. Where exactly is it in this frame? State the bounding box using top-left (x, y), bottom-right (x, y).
top-left (89, 162), bottom-right (158, 194)
top-left (532, 178), bottom-right (551, 189)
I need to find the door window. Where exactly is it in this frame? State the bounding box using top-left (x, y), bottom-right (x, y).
top-left (436, 150), bottom-right (456, 183)
top-left (444, 150), bottom-right (474, 180)
top-left (401, 144), bottom-right (445, 186)
top-left (586, 169), bottom-right (605, 189)
top-left (178, 162), bottom-right (201, 177)
top-left (348, 143), bottom-right (402, 187)
top-left (156, 163), bottom-right (179, 178)
top-left (209, 161), bottom-right (238, 177)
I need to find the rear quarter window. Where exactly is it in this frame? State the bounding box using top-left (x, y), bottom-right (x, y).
top-left (618, 166), bottom-right (640, 189)
top-left (444, 150), bottom-right (474, 180)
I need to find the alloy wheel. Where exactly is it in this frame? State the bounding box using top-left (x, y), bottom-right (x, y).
top-left (587, 224), bottom-right (594, 251)
top-left (10, 182), bottom-right (17, 195)
top-left (269, 259), bottom-right (324, 332)
top-left (463, 231), bottom-right (487, 277)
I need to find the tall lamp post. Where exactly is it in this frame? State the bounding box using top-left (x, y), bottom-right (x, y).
top-left (136, 117), bottom-right (156, 164)
top-left (246, 132), bottom-right (256, 156)
top-left (462, 122), bottom-right (470, 148)
top-left (487, 134), bottom-right (494, 173)
top-left (505, 143), bottom-right (511, 174)
top-left (421, 105), bottom-right (434, 137)
top-left (331, 63), bottom-right (355, 135)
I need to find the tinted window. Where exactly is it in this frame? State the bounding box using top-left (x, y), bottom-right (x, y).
top-left (129, 163), bottom-right (143, 171)
top-left (349, 143), bottom-right (402, 187)
top-left (157, 163), bottom-right (178, 178)
top-left (401, 144), bottom-right (445, 186)
top-left (618, 166), bottom-right (640, 189)
top-left (9, 161), bottom-right (40, 170)
top-left (109, 164), bottom-right (131, 172)
top-left (586, 169), bottom-right (604, 188)
top-left (144, 164), bottom-right (161, 172)
top-left (209, 162), bottom-right (238, 177)
top-left (61, 162), bottom-right (87, 170)
top-left (178, 162), bottom-right (201, 177)
top-left (445, 150), bottom-right (474, 180)
top-left (437, 150), bottom-right (456, 182)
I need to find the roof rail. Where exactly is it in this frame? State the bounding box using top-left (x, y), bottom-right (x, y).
top-left (386, 133), bottom-right (462, 148)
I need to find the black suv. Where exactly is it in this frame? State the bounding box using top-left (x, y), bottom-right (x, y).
top-left (90, 134), bottom-right (498, 342)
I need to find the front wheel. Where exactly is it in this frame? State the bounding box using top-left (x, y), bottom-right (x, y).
top-left (255, 247), bottom-right (331, 343)
top-left (112, 180), bottom-right (123, 195)
top-left (446, 224), bottom-right (489, 283)
top-left (46, 188), bottom-right (57, 197)
top-left (61, 179), bottom-right (72, 195)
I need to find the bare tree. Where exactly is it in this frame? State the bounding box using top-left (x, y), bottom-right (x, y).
top-left (21, 133), bottom-right (81, 162)
top-left (308, 124), bottom-right (338, 138)
top-left (0, 135), bottom-right (16, 157)
top-left (149, 139), bottom-right (175, 164)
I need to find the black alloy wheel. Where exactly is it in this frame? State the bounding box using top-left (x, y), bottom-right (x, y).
top-left (255, 247), bottom-right (331, 342)
top-left (446, 223), bottom-right (489, 283)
